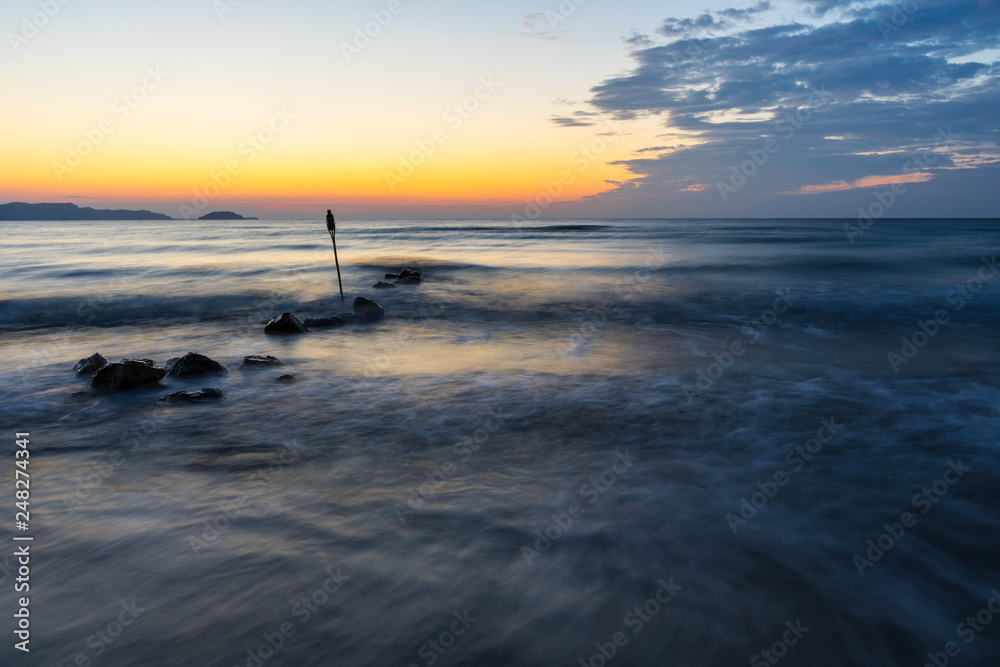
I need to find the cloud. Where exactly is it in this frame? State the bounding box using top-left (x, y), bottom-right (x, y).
top-left (514, 12), bottom-right (566, 40)
top-left (780, 171), bottom-right (935, 194)
top-left (796, 0), bottom-right (854, 16)
top-left (551, 116), bottom-right (596, 127)
top-left (549, 110), bottom-right (601, 127)
top-left (522, 13), bottom-right (547, 28)
top-left (658, 1), bottom-right (773, 36)
top-left (569, 0), bottom-right (1000, 215)
top-left (678, 183), bottom-right (711, 192)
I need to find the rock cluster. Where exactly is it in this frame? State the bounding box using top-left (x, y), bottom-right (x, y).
top-left (376, 267), bottom-right (422, 288)
top-left (76, 352), bottom-right (281, 401)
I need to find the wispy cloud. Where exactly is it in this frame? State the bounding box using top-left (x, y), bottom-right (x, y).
top-left (780, 171), bottom-right (935, 194)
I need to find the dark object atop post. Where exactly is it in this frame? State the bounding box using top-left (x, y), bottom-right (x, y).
top-left (326, 209), bottom-right (345, 303)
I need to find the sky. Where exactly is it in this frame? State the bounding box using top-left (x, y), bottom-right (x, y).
top-left (1, 0), bottom-right (998, 219)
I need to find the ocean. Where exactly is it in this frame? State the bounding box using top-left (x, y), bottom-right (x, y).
top-left (0, 218), bottom-right (998, 666)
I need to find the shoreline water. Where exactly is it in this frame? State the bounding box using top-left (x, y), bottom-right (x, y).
top-left (0, 218), bottom-right (998, 666)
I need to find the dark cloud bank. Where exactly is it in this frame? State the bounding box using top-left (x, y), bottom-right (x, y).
top-left (570, 0), bottom-right (1000, 217)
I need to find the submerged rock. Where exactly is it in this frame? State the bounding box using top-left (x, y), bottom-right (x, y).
top-left (240, 355), bottom-right (284, 369)
top-left (275, 374), bottom-right (297, 383)
top-left (265, 313), bottom-right (310, 334)
top-left (161, 388), bottom-right (226, 403)
top-left (304, 315), bottom-right (346, 328)
top-left (166, 352), bottom-right (227, 377)
top-left (74, 353), bottom-right (107, 375)
top-left (92, 359), bottom-right (166, 390)
top-left (353, 297), bottom-right (385, 321)
top-left (373, 281), bottom-right (397, 289)
top-left (386, 268), bottom-right (422, 284)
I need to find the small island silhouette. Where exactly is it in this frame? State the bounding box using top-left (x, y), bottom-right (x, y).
top-left (199, 211), bottom-right (258, 220)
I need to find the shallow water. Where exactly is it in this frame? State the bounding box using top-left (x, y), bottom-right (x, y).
top-left (1, 218), bottom-right (999, 666)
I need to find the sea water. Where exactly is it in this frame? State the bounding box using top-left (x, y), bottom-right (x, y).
top-left (0, 218), bottom-right (998, 666)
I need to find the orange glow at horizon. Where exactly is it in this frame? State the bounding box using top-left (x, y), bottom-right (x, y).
top-left (2, 123), bottom-right (646, 213)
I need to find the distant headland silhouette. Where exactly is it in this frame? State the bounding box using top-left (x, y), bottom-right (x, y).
top-left (0, 202), bottom-right (257, 221)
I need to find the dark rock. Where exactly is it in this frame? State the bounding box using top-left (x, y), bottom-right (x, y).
top-left (353, 297), bottom-right (385, 321)
top-left (161, 388), bottom-right (226, 403)
top-left (166, 352), bottom-right (227, 377)
top-left (275, 375), bottom-right (297, 383)
top-left (74, 353), bottom-right (107, 375)
top-left (304, 316), bottom-right (346, 328)
top-left (398, 268), bottom-right (421, 280)
top-left (385, 268), bottom-right (421, 283)
top-left (91, 360), bottom-right (166, 390)
top-left (373, 281), bottom-right (397, 289)
top-left (265, 313), bottom-right (310, 334)
top-left (240, 355), bottom-right (284, 369)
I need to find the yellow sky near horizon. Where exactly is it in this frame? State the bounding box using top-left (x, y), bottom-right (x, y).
top-left (0, 0), bottom-right (680, 217)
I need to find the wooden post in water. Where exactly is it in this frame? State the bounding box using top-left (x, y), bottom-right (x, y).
top-left (326, 209), bottom-right (344, 302)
